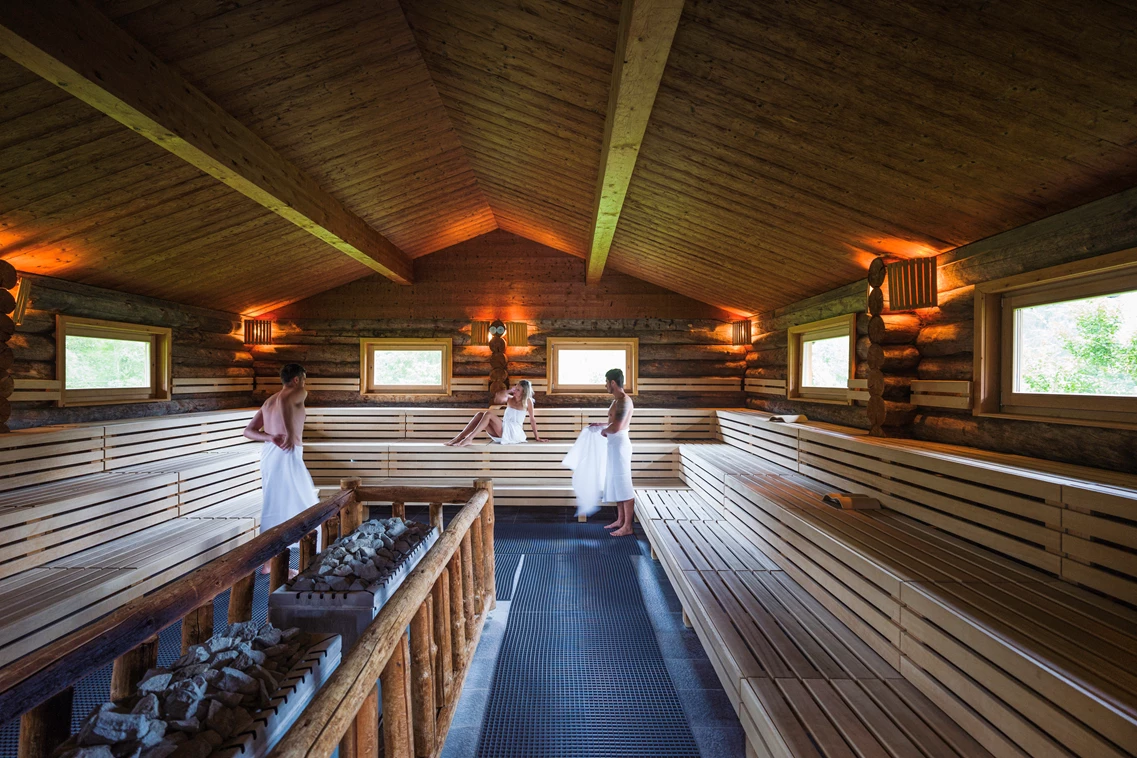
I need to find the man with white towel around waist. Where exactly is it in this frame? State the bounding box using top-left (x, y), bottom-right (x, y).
top-left (243, 363), bottom-right (317, 569)
top-left (593, 368), bottom-right (636, 537)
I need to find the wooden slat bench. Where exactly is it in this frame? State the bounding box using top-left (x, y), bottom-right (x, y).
top-left (0, 425), bottom-right (106, 492)
top-left (0, 472), bottom-right (179, 580)
top-left (636, 487), bottom-right (723, 521)
top-left (120, 448), bottom-right (261, 515)
top-left (101, 410), bottom-right (257, 469)
top-left (710, 449), bottom-right (1137, 757)
top-left (0, 512), bottom-right (257, 668)
top-left (637, 489), bottom-right (993, 758)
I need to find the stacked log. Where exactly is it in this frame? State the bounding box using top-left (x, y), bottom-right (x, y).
top-left (864, 259), bottom-right (921, 435)
top-left (0, 260), bottom-right (16, 433)
top-left (487, 319), bottom-right (509, 394)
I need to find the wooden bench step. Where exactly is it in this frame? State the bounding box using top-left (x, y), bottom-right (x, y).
top-left (0, 472), bottom-right (180, 580)
top-left (636, 488), bottom-right (723, 521)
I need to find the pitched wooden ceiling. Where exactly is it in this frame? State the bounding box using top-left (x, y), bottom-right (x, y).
top-left (2, 0), bottom-right (1136, 317)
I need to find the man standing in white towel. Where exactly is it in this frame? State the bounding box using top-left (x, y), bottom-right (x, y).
top-left (593, 368), bottom-right (636, 537)
top-left (243, 363), bottom-right (317, 569)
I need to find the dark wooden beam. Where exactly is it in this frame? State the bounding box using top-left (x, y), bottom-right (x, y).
top-left (0, 0), bottom-right (414, 285)
top-left (585, 0), bottom-right (684, 285)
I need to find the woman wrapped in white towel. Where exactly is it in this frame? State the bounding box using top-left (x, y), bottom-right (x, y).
top-left (445, 380), bottom-right (546, 446)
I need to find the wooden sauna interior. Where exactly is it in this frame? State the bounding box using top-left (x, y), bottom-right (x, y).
top-left (1, 1), bottom-right (1136, 757)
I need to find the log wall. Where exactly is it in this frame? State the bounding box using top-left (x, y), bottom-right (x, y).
top-left (745, 186), bottom-right (1137, 473)
top-left (8, 276), bottom-right (252, 429)
top-left (259, 231), bottom-right (746, 407)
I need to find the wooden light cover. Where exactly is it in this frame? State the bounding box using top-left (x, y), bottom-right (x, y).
top-left (243, 319), bottom-right (273, 345)
top-left (732, 320), bottom-right (752, 346)
top-left (886, 257), bottom-right (938, 310)
top-left (505, 321), bottom-right (527, 347)
top-left (471, 321), bottom-right (489, 345)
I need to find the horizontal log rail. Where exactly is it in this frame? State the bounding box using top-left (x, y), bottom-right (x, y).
top-left (3, 477), bottom-right (493, 758)
top-left (270, 479), bottom-right (496, 758)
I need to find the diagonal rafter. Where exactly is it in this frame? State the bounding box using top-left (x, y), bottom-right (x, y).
top-left (586, 0), bottom-right (684, 285)
top-left (0, 0), bottom-right (414, 285)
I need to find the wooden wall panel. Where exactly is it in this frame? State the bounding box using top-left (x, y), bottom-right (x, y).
top-left (606, 0), bottom-right (1137, 315)
top-left (8, 276), bottom-right (253, 429)
top-left (97, 0), bottom-right (496, 259)
top-left (271, 230), bottom-right (733, 321)
top-left (400, 0), bottom-right (621, 258)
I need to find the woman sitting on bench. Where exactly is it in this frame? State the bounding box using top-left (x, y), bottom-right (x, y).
top-left (445, 380), bottom-right (546, 446)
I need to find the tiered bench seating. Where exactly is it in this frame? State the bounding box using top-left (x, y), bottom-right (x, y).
top-left (650, 410), bottom-right (1137, 758)
top-left (637, 488), bottom-right (994, 758)
top-left (0, 411), bottom-right (263, 668)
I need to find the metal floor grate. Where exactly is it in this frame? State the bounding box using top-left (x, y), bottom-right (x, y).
top-left (475, 528), bottom-right (699, 758)
top-left (494, 553), bottom-right (523, 601)
top-left (0, 575), bottom-right (271, 756)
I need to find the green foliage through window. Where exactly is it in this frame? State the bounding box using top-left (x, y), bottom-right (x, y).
top-left (372, 350), bottom-right (443, 386)
top-left (802, 336), bottom-right (848, 388)
top-left (1018, 290), bottom-right (1137, 396)
top-left (65, 335), bottom-right (151, 390)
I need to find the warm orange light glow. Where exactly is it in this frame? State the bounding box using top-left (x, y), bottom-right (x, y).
top-left (860, 237), bottom-right (945, 259)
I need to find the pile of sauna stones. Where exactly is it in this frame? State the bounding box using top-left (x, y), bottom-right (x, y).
top-left (54, 622), bottom-right (306, 758)
top-left (286, 517), bottom-right (431, 594)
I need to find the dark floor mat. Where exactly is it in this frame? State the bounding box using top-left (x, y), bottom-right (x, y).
top-left (494, 553), bottom-right (523, 601)
top-left (475, 548), bottom-right (699, 757)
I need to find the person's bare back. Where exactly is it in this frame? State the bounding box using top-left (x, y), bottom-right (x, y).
top-left (245, 369), bottom-right (307, 450)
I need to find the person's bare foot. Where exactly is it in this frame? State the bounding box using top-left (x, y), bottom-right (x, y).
top-left (288, 568), bottom-right (299, 580)
top-left (258, 564), bottom-right (272, 575)
top-left (604, 519), bottom-right (622, 530)
top-left (455, 437), bottom-right (474, 447)
top-left (610, 526), bottom-right (634, 537)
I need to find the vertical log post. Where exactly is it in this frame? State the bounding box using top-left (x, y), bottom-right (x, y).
top-left (0, 260), bottom-right (17, 435)
top-left (432, 571), bottom-right (453, 709)
top-left (18, 687), bottom-right (73, 758)
top-left (269, 549), bottom-right (291, 593)
top-left (381, 632), bottom-right (415, 758)
top-left (469, 515), bottom-right (485, 617)
top-left (410, 601), bottom-right (436, 757)
top-left (181, 602), bottom-right (214, 653)
top-left (429, 502), bottom-right (444, 531)
top-left (321, 513), bottom-right (340, 551)
top-left (448, 558), bottom-right (466, 670)
top-left (476, 479), bottom-right (496, 609)
top-left (867, 258), bottom-right (888, 437)
top-left (110, 635), bottom-right (158, 700)
top-left (227, 573), bottom-right (257, 624)
top-left (460, 533), bottom-right (476, 642)
top-left (392, 501), bottom-right (406, 520)
top-left (339, 684), bottom-right (379, 758)
top-left (299, 530), bottom-right (318, 571)
top-left (340, 478), bottom-right (363, 534)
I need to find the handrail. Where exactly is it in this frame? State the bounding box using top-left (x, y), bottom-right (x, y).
top-left (0, 487), bottom-right (356, 722)
top-left (270, 480), bottom-right (496, 758)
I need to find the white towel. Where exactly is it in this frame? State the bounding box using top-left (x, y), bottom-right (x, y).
top-left (259, 443), bottom-right (318, 533)
top-left (562, 426), bottom-right (607, 518)
top-left (604, 429), bottom-right (635, 504)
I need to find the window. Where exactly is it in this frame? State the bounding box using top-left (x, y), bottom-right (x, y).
top-left (976, 249), bottom-right (1137, 425)
top-left (360, 338), bottom-right (452, 395)
top-left (787, 314), bottom-right (855, 402)
top-left (547, 337), bottom-right (638, 394)
top-left (57, 316), bottom-right (171, 406)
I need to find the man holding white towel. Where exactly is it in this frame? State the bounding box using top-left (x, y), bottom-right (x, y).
top-left (595, 368), bottom-right (636, 537)
top-left (243, 363), bottom-right (317, 566)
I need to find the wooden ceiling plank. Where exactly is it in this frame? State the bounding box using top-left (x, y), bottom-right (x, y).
top-left (0, 0), bottom-right (415, 284)
top-left (585, 0), bottom-right (683, 285)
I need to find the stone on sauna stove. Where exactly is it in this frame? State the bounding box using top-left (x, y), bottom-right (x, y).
top-left (54, 622), bottom-right (307, 758)
top-left (283, 517), bottom-right (431, 595)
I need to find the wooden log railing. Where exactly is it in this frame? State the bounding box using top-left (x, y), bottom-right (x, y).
top-left (3, 478), bottom-right (495, 758)
top-left (270, 479), bottom-right (496, 758)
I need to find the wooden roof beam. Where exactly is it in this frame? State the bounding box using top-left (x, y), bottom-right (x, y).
top-left (0, 0), bottom-right (414, 285)
top-left (585, 0), bottom-right (684, 285)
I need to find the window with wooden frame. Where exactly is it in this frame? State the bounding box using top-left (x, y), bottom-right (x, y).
top-left (787, 314), bottom-right (856, 403)
top-left (360, 338), bottom-right (452, 395)
top-left (547, 337), bottom-right (638, 395)
top-left (56, 316), bottom-right (172, 407)
top-left (975, 248), bottom-right (1137, 426)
